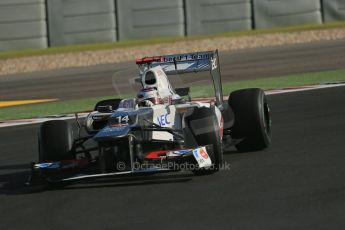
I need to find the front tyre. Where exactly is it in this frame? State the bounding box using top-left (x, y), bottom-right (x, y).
top-left (229, 88), bottom-right (271, 152)
top-left (38, 120), bottom-right (74, 162)
top-left (184, 107), bottom-right (223, 174)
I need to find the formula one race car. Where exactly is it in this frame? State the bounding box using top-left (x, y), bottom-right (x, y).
top-left (28, 50), bottom-right (271, 185)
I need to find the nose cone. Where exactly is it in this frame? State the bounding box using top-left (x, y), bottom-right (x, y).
top-left (93, 125), bottom-right (130, 142)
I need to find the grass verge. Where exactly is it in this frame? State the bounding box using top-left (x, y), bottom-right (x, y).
top-left (1, 69), bottom-right (345, 121)
top-left (1, 21), bottom-right (345, 60)
top-left (191, 69), bottom-right (345, 98)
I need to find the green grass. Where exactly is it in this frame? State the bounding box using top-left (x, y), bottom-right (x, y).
top-left (0, 95), bottom-right (123, 121)
top-left (1, 21), bottom-right (345, 60)
top-left (1, 69), bottom-right (345, 121)
top-left (191, 69), bottom-right (345, 98)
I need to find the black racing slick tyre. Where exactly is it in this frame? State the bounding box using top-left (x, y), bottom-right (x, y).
top-left (184, 107), bottom-right (223, 173)
top-left (38, 120), bottom-right (74, 162)
top-left (229, 88), bottom-right (271, 152)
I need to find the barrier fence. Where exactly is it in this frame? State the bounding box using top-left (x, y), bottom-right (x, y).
top-left (0, 0), bottom-right (344, 51)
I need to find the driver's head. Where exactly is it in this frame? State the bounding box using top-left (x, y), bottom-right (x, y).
top-left (136, 87), bottom-right (162, 106)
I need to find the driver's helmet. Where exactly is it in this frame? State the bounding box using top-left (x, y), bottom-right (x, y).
top-left (136, 87), bottom-right (162, 106)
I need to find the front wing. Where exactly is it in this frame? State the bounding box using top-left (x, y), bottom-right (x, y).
top-left (28, 145), bottom-right (214, 185)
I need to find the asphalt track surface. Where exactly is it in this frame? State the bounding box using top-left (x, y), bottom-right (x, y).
top-left (1, 39), bottom-right (345, 101)
top-left (1, 86), bottom-right (345, 230)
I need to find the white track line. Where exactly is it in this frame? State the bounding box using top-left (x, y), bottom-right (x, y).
top-left (1, 83), bottom-right (344, 128)
top-left (264, 83), bottom-right (345, 95)
top-left (0, 113), bottom-right (89, 128)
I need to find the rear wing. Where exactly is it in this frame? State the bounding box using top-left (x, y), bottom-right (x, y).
top-left (136, 50), bottom-right (224, 107)
top-left (136, 50), bottom-right (217, 75)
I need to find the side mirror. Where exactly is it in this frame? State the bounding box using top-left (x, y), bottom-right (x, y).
top-left (175, 87), bottom-right (190, 96)
top-left (175, 87), bottom-right (191, 102)
top-left (97, 105), bottom-right (113, 113)
top-left (94, 99), bottom-right (122, 111)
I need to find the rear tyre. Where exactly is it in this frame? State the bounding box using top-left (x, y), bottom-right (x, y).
top-left (229, 88), bottom-right (271, 152)
top-left (184, 107), bottom-right (223, 174)
top-left (38, 120), bottom-right (74, 162)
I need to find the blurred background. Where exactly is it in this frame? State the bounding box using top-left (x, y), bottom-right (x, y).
top-left (0, 0), bottom-right (344, 51)
top-left (1, 0), bottom-right (345, 120)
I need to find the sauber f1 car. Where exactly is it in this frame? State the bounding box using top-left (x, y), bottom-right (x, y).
top-left (28, 50), bottom-right (271, 185)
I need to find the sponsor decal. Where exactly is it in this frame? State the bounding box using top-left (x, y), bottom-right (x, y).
top-left (199, 147), bottom-right (209, 159)
top-left (34, 160), bottom-right (89, 170)
top-left (211, 56), bottom-right (217, 70)
top-left (34, 162), bottom-right (60, 169)
top-left (173, 149), bottom-right (191, 155)
top-left (145, 149), bottom-right (192, 159)
top-left (157, 114), bottom-right (170, 126)
top-left (163, 53), bottom-right (209, 62)
top-left (192, 147), bottom-right (212, 168)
